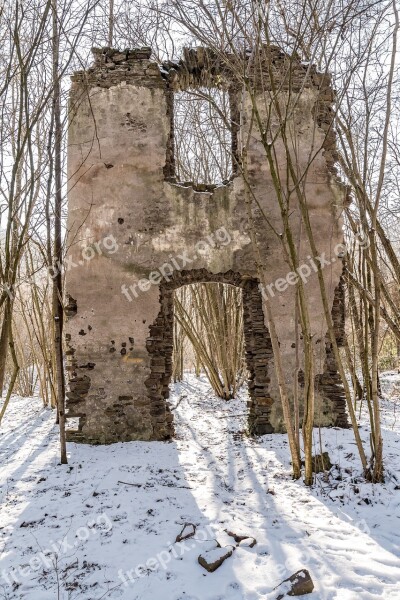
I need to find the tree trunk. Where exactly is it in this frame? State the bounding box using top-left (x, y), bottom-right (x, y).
top-left (52, 0), bottom-right (67, 464)
top-left (0, 303), bottom-right (11, 396)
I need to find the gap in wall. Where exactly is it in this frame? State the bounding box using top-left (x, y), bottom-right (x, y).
top-left (173, 89), bottom-right (233, 186)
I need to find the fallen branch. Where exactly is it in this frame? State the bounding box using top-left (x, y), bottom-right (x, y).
top-left (170, 394), bottom-right (187, 411)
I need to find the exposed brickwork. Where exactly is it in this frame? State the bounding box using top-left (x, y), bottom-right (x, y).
top-left (316, 274), bottom-right (349, 428)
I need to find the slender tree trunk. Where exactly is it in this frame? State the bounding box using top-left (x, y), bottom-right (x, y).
top-left (0, 304), bottom-right (19, 425)
top-left (369, 230), bottom-right (384, 482)
top-left (0, 303), bottom-right (11, 396)
top-left (52, 0), bottom-right (67, 464)
top-left (108, 0), bottom-right (114, 47)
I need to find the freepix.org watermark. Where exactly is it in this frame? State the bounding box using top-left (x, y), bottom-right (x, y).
top-left (1, 512), bottom-right (112, 587)
top-left (117, 523), bottom-right (219, 587)
top-left (0, 234), bottom-right (119, 301)
top-left (259, 232), bottom-right (370, 301)
top-left (121, 226), bottom-right (232, 302)
top-left (52, 234), bottom-right (119, 279)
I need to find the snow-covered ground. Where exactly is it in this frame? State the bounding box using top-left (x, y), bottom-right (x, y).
top-left (1, 373), bottom-right (400, 600)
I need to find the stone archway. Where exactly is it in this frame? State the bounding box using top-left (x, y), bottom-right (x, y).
top-left (145, 269), bottom-right (274, 440)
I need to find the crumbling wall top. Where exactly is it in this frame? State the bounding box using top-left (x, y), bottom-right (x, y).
top-left (71, 45), bottom-right (334, 94)
top-left (70, 46), bottom-right (164, 89)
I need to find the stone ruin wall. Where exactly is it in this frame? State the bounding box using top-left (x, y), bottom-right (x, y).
top-left (65, 46), bottom-right (348, 443)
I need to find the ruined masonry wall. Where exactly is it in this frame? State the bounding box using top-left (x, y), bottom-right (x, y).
top-left (65, 47), bottom-right (348, 443)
